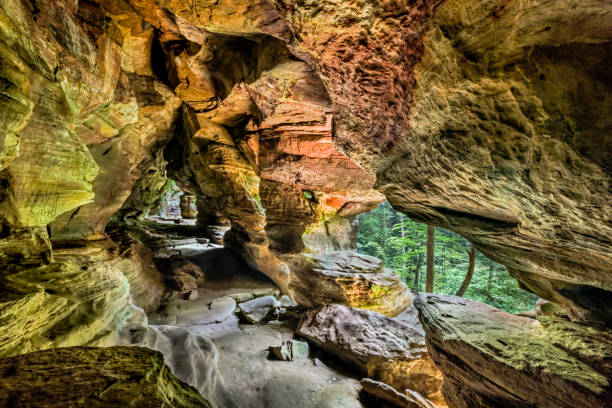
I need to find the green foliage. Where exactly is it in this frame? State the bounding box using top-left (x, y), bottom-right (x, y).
top-left (357, 202), bottom-right (538, 313)
top-left (302, 189), bottom-right (315, 202)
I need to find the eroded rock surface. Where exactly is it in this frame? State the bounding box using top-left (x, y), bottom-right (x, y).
top-left (0, 346), bottom-right (210, 407)
top-left (147, 325), bottom-right (238, 408)
top-left (0, 0), bottom-right (610, 406)
top-left (414, 293), bottom-right (611, 408)
top-left (374, 0), bottom-right (612, 323)
top-left (0, 244), bottom-right (132, 357)
top-left (297, 304), bottom-right (444, 405)
top-left (287, 251), bottom-right (412, 317)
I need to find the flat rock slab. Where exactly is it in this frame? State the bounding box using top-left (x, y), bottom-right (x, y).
top-left (150, 294), bottom-right (236, 326)
top-left (0, 346), bottom-right (209, 407)
top-left (297, 304), bottom-right (444, 405)
top-left (360, 378), bottom-right (438, 408)
top-left (213, 324), bottom-right (363, 408)
top-left (238, 295), bottom-right (280, 324)
top-left (414, 294), bottom-right (611, 408)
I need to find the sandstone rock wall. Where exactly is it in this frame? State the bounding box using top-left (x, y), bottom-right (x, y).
top-left (375, 0), bottom-right (612, 323)
top-left (272, 0), bottom-right (612, 324)
top-left (0, 346), bottom-right (211, 407)
top-left (0, 0), bottom-right (397, 360)
top-left (0, 1), bottom-right (610, 405)
top-left (414, 294), bottom-right (611, 408)
top-left (0, 243), bottom-right (131, 357)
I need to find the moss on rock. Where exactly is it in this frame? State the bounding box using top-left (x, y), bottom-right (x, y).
top-left (0, 346), bottom-right (211, 407)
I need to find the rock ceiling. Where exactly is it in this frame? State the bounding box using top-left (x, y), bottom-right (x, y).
top-left (0, 0), bottom-right (610, 407)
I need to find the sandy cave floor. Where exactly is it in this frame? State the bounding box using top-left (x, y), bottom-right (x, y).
top-left (145, 236), bottom-right (367, 408)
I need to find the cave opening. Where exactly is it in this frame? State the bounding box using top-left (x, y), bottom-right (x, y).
top-left (146, 179), bottom-right (198, 225)
top-left (356, 202), bottom-right (539, 314)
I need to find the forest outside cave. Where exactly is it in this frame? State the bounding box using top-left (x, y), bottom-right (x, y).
top-left (356, 202), bottom-right (539, 313)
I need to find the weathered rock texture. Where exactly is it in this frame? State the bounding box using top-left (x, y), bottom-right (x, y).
top-left (287, 251), bottom-right (411, 317)
top-left (0, 346), bottom-right (210, 407)
top-left (373, 0), bottom-right (612, 324)
top-left (0, 244), bottom-right (132, 357)
top-left (297, 304), bottom-right (444, 405)
top-left (255, 0), bottom-right (612, 324)
top-left (414, 294), bottom-right (611, 408)
top-left (0, 236), bottom-right (169, 357)
top-left (0, 0), bottom-right (610, 405)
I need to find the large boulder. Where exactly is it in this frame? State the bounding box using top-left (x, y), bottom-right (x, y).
top-left (0, 346), bottom-right (210, 407)
top-left (286, 251), bottom-right (412, 317)
top-left (414, 293), bottom-right (611, 408)
top-left (147, 326), bottom-right (238, 408)
top-left (296, 304), bottom-right (444, 405)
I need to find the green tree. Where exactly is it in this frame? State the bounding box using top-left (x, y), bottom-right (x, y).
top-left (357, 202), bottom-right (538, 313)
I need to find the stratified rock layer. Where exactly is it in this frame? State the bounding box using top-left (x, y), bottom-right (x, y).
top-left (0, 2), bottom-right (609, 406)
top-left (297, 304), bottom-right (444, 405)
top-left (375, 0), bottom-right (612, 323)
top-left (414, 293), bottom-right (611, 408)
top-left (0, 244), bottom-right (132, 357)
top-left (287, 251), bottom-right (411, 317)
top-left (0, 346), bottom-right (210, 407)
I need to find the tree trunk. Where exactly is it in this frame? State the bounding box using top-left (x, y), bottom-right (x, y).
top-left (426, 225), bottom-right (435, 292)
top-left (487, 261), bottom-right (494, 292)
top-left (400, 215), bottom-right (406, 274)
top-left (413, 247), bottom-right (423, 291)
top-left (441, 231), bottom-right (447, 290)
top-left (456, 245), bottom-right (476, 297)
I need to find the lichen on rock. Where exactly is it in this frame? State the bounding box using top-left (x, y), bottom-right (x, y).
top-left (414, 293), bottom-right (611, 408)
top-left (0, 346), bottom-right (211, 407)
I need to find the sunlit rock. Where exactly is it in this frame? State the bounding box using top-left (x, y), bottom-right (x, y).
top-left (0, 244), bottom-right (132, 357)
top-left (414, 293), bottom-right (611, 408)
top-left (287, 251), bottom-right (412, 317)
